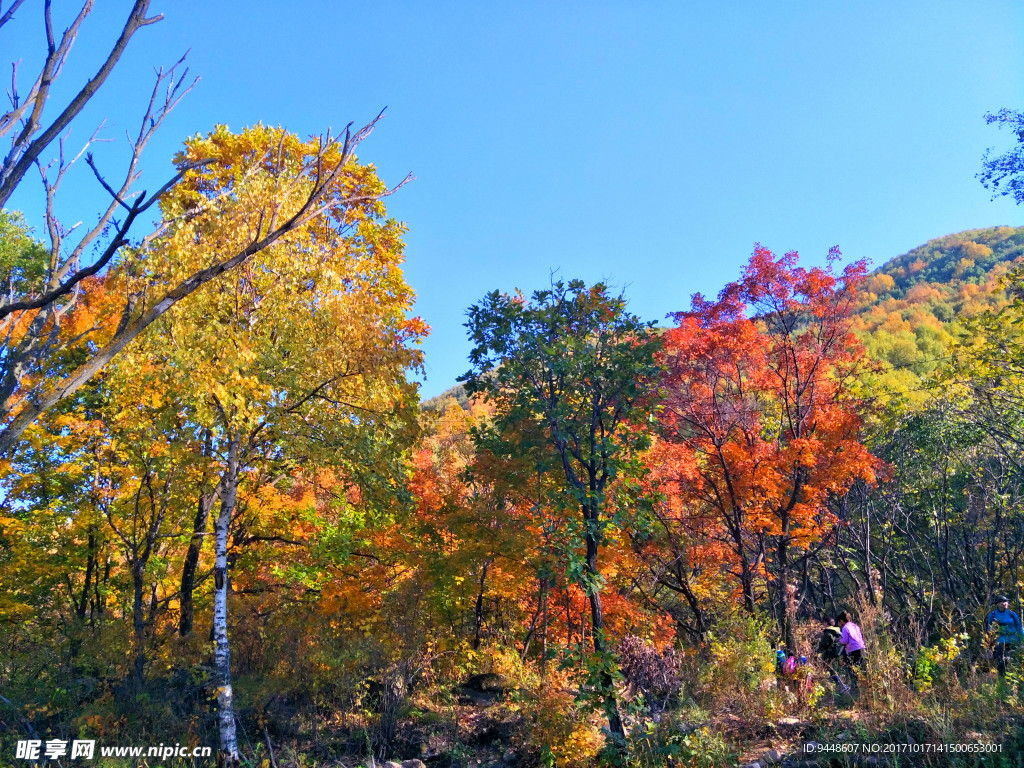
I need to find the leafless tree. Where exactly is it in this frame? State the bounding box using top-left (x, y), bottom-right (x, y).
top-left (0, 0), bottom-right (410, 454)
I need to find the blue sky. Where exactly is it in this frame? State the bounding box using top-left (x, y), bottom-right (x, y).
top-left (4, 2), bottom-right (1023, 397)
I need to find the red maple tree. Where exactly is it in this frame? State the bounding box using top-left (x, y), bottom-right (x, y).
top-left (658, 245), bottom-right (881, 647)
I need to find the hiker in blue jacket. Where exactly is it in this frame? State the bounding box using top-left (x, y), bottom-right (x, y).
top-left (987, 595), bottom-right (1024, 678)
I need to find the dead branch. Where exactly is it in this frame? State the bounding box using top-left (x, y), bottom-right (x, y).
top-left (0, 0), bottom-right (27, 31)
top-left (0, 0), bottom-right (162, 204)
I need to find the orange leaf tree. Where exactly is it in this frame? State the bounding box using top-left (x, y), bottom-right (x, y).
top-left (660, 246), bottom-right (880, 649)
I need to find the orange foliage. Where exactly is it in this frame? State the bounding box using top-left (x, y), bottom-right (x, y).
top-left (658, 245), bottom-right (881, 638)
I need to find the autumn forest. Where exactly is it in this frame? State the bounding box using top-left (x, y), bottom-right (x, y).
top-left (5, 3), bottom-right (1024, 768)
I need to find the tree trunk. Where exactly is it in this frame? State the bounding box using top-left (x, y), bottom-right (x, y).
top-left (541, 580), bottom-right (549, 681)
top-left (70, 529), bottom-right (97, 659)
top-left (473, 559), bottom-right (491, 650)
top-left (213, 437), bottom-right (240, 762)
top-left (778, 509), bottom-right (795, 652)
top-left (96, 554), bottom-right (112, 621)
top-left (132, 561), bottom-right (146, 685)
top-left (584, 505), bottom-right (626, 742)
top-left (521, 575), bottom-right (549, 662)
top-left (179, 491), bottom-right (215, 636)
top-left (862, 499), bottom-right (878, 606)
top-left (77, 530), bottom-right (96, 621)
top-left (673, 566), bottom-right (708, 645)
top-left (739, 551), bottom-right (757, 614)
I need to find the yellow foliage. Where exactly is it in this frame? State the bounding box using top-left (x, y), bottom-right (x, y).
top-left (520, 687), bottom-right (603, 768)
top-left (866, 273), bottom-right (896, 295)
top-left (961, 240), bottom-right (993, 260)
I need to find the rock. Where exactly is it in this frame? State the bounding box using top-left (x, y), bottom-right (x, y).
top-left (778, 716), bottom-right (801, 726)
top-left (382, 763), bottom-right (402, 768)
top-left (401, 761), bottom-right (427, 768)
top-left (793, 746), bottom-right (819, 764)
top-left (762, 749), bottom-right (783, 765)
top-left (502, 749), bottom-right (518, 765)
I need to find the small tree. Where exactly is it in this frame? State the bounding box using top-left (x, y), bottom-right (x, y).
top-left (461, 278), bottom-right (661, 744)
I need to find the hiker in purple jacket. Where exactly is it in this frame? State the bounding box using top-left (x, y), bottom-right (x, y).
top-left (837, 611), bottom-right (866, 689)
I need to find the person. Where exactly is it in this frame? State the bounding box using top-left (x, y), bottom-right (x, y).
top-left (783, 653), bottom-right (798, 675)
top-left (986, 595), bottom-right (1023, 678)
top-left (774, 643), bottom-right (787, 675)
top-left (837, 611), bottom-right (865, 690)
top-left (817, 617), bottom-right (842, 664)
top-left (817, 616), bottom-right (850, 695)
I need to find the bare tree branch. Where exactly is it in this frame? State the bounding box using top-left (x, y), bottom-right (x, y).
top-left (0, 0), bottom-right (162, 203)
top-left (0, 48), bottom-right (201, 424)
top-left (0, 158), bottom-right (209, 320)
top-left (0, 0), bottom-right (28, 30)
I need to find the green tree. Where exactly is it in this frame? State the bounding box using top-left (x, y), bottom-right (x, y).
top-left (0, 211), bottom-right (48, 300)
top-left (980, 109), bottom-right (1024, 205)
top-left (460, 279), bottom-right (661, 745)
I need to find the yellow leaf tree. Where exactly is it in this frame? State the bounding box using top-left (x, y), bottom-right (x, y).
top-left (106, 124), bottom-right (423, 761)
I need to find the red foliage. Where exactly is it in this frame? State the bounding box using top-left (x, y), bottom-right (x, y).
top-left (659, 245), bottom-right (882, 634)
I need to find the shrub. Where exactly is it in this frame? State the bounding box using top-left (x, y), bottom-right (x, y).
top-left (914, 633), bottom-right (969, 691)
top-left (618, 635), bottom-right (683, 713)
top-left (625, 713), bottom-right (734, 768)
top-left (517, 685), bottom-right (604, 768)
top-left (696, 613), bottom-right (779, 718)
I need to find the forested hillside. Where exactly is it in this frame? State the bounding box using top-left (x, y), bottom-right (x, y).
top-left (854, 226), bottom-right (1024, 386)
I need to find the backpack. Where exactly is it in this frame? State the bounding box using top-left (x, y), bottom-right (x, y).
top-left (818, 627), bottom-right (841, 661)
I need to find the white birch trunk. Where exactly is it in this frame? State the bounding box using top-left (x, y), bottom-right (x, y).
top-left (214, 437), bottom-right (240, 761)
